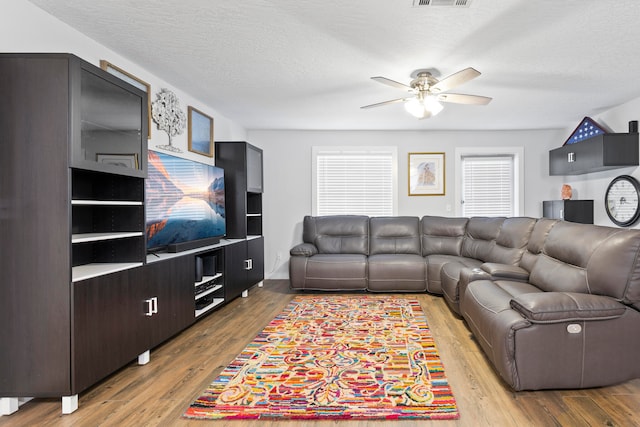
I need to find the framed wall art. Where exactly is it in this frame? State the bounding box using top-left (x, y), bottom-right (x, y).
top-left (408, 152), bottom-right (445, 196)
top-left (188, 106), bottom-right (214, 157)
top-left (100, 60), bottom-right (152, 139)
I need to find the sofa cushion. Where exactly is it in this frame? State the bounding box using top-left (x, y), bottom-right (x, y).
top-left (530, 222), bottom-right (640, 305)
top-left (518, 218), bottom-right (558, 273)
top-left (368, 253), bottom-right (426, 292)
top-left (421, 216), bottom-right (468, 256)
top-left (303, 215), bottom-right (369, 255)
top-left (461, 217), bottom-right (505, 261)
top-left (370, 216), bottom-right (421, 255)
top-left (487, 217), bottom-right (537, 264)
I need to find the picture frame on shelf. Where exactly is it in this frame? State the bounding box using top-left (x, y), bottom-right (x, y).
top-left (100, 60), bottom-right (152, 139)
top-left (188, 106), bottom-right (214, 157)
top-left (97, 153), bottom-right (139, 169)
top-left (408, 152), bottom-right (445, 196)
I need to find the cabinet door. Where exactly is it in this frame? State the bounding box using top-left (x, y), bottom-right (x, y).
top-left (246, 144), bottom-right (263, 193)
top-left (247, 237), bottom-right (265, 286)
top-left (542, 200), bottom-right (562, 219)
top-left (142, 257), bottom-right (195, 346)
top-left (72, 268), bottom-right (147, 393)
top-left (564, 200), bottom-right (594, 224)
top-left (1, 55), bottom-right (73, 396)
top-left (224, 241), bottom-right (249, 301)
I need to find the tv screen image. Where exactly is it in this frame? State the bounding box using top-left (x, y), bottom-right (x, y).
top-left (146, 150), bottom-right (225, 252)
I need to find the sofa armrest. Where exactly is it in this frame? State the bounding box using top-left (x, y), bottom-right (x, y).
top-left (481, 263), bottom-right (530, 282)
top-left (290, 243), bottom-right (318, 257)
top-left (510, 292), bottom-right (627, 323)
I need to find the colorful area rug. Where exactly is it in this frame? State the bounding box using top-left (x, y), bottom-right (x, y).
top-left (184, 295), bottom-right (458, 420)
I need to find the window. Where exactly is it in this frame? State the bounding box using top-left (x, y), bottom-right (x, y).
top-left (312, 146), bottom-right (397, 216)
top-left (455, 147), bottom-right (524, 217)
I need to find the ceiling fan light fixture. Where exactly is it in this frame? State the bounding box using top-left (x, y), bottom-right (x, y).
top-left (404, 95), bottom-right (443, 119)
top-left (404, 97), bottom-right (425, 118)
top-left (423, 95), bottom-right (444, 116)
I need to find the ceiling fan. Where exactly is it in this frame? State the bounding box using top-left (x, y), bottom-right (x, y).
top-left (361, 67), bottom-right (492, 119)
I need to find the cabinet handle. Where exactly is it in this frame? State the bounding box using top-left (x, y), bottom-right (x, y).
top-left (145, 297), bottom-right (159, 316)
top-left (244, 259), bottom-right (253, 270)
top-left (567, 152), bottom-right (575, 162)
top-left (145, 298), bottom-right (154, 316)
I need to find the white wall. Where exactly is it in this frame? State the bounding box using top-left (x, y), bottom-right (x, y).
top-left (2, 0), bottom-right (248, 157)
top-left (249, 129), bottom-right (565, 279)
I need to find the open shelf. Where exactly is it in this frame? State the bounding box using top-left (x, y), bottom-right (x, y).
top-left (194, 249), bottom-right (225, 318)
top-left (195, 298), bottom-right (225, 317)
top-left (72, 200), bottom-right (143, 206)
top-left (195, 284), bottom-right (223, 300)
top-left (195, 273), bottom-right (223, 287)
top-left (72, 232), bottom-right (143, 243)
top-left (72, 262), bottom-right (143, 282)
top-left (71, 169), bottom-right (145, 270)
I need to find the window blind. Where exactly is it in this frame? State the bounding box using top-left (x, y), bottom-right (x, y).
top-left (315, 150), bottom-right (394, 216)
top-left (461, 155), bottom-right (514, 217)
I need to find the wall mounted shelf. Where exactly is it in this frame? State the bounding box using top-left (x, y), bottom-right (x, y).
top-left (549, 133), bottom-right (639, 175)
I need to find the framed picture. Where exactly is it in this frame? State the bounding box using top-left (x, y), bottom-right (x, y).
top-left (188, 106), bottom-right (214, 157)
top-left (408, 152), bottom-right (445, 196)
top-left (97, 153), bottom-right (139, 169)
top-left (100, 60), bottom-right (152, 139)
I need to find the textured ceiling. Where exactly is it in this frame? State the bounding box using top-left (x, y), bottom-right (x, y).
top-left (26, 0), bottom-right (640, 131)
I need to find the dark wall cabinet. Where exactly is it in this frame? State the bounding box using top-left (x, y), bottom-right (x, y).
top-left (215, 141), bottom-right (265, 301)
top-left (0, 54), bottom-right (151, 413)
top-left (1, 55), bottom-right (265, 416)
top-left (216, 141), bottom-right (264, 238)
top-left (549, 133), bottom-right (639, 175)
top-left (543, 200), bottom-right (594, 224)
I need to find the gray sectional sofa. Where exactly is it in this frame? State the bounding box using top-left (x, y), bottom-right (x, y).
top-left (289, 215), bottom-right (640, 391)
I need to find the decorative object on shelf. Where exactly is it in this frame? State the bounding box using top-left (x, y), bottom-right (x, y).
top-left (563, 116), bottom-right (609, 145)
top-left (187, 106), bottom-right (214, 157)
top-left (96, 153), bottom-right (139, 169)
top-left (100, 60), bottom-right (152, 139)
top-left (408, 152), bottom-right (445, 196)
top-left (561, 184), bottom-right (572, 200)
top-left (152, 88), bottom-right (186, 153)
top-left (185, 295), bottom-right (458, 420)
top-left (605, 175), bottom-right (640, 227)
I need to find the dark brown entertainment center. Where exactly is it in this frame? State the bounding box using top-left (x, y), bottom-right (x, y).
top-left (0, 54), bottom-right (264, 415)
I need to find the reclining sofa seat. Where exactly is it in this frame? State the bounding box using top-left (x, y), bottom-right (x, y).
top-left (289, 215), bottom-right (369, 290)
top-left (368, 216), bottom-right (426, 292)
top-left (420, 216), bottom-right (470, 294)
top-left (460, 221), bottom-right (640, 390)
top-left (440, 216), bottom-right (537, 315)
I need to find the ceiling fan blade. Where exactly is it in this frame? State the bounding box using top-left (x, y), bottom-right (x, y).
top-left (360, 97), bottom-right (407, 109)
top-left (371, 76), bottom-right (412, 91)
top-left (437, 93), bottom-right (492, 105)
top-left (430, 67), bottom-right (481, 93)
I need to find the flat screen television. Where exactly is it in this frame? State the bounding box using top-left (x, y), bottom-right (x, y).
top-left (146, 150), bottom-right (225, 253)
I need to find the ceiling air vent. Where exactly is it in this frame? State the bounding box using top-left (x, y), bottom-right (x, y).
top-left (413, 0), bottom-right (472, 7)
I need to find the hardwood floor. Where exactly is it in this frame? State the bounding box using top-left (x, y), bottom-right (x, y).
top-left (2, 280), bottom-right (639, 426)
